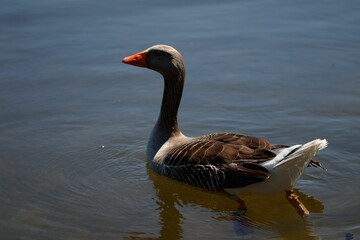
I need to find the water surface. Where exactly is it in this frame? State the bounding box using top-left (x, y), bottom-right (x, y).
top-left (1, 1), bottom-right (360, 239)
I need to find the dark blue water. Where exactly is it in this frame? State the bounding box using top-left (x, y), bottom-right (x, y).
top-left (1, 1), bottom-right (360, 239)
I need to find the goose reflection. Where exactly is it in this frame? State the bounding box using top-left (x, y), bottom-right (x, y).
top-left (132, 165), bottom-right (324, 239)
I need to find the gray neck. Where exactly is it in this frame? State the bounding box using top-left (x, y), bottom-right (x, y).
top-left (158, 71), bottom-right (184, 134)
top-left (147, 66), bottom-right (185, 161)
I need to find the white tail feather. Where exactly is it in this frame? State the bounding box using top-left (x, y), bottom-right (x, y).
top-left (275, 139), bottom-right (328, 168)
top-left (225, 139), bottom-right (328, 195)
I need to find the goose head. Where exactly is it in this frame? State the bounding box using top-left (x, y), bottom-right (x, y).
top-left (123, 45), bottom-right (185, 77)
top-left (122, 45), bottom-right (186, 138)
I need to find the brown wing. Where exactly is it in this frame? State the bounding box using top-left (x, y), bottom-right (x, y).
top-left (206, 132), bottom-right (274, 149)
top-left (161, 132), bottom-right (278, 190)
top-left (198, 132), bottom-right (277, 163)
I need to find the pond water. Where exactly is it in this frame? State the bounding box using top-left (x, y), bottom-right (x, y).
top-left (1, 0), bottom-right (360, 239)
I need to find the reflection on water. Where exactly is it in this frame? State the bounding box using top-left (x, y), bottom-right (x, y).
top-left (1, 0), bottom-right (360, 238)
top-left (126, 166), bottom-right (324, 239)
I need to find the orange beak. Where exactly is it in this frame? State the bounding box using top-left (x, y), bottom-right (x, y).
top-left (122, 50), bottom-right (148, 68)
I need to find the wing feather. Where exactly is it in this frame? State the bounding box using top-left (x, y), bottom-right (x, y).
top-left (160, 132), bottom-right (275, 190)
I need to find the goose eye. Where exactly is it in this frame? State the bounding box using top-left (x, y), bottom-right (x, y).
top-left (154, 50), bottom-right (161, 57)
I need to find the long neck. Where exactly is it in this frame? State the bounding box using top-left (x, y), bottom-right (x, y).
top-left (157, 68), bottom-right (184, 135)
top-left (147, 65), bottom-right (185, 162)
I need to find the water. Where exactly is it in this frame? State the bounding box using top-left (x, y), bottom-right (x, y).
top-left (1, 0), bottom-right (360, 239)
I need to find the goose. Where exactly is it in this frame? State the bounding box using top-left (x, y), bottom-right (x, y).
top-left (122, 45), bottom-right (327, 196)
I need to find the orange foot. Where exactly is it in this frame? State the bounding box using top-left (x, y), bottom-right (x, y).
top-left (234, 198), bottom-right (247, 216)
top-left (286, 190), bottom-right (310, 217)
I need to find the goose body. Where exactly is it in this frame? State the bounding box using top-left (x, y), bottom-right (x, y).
top-left (123, 45), bottom-right (327, 196)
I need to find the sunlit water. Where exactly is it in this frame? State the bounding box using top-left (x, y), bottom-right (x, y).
top-left (1, 1), bottom-right (360, 239)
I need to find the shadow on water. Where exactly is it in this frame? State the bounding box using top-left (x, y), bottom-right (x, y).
top-left (126, 166), bottom-right (324, 239)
